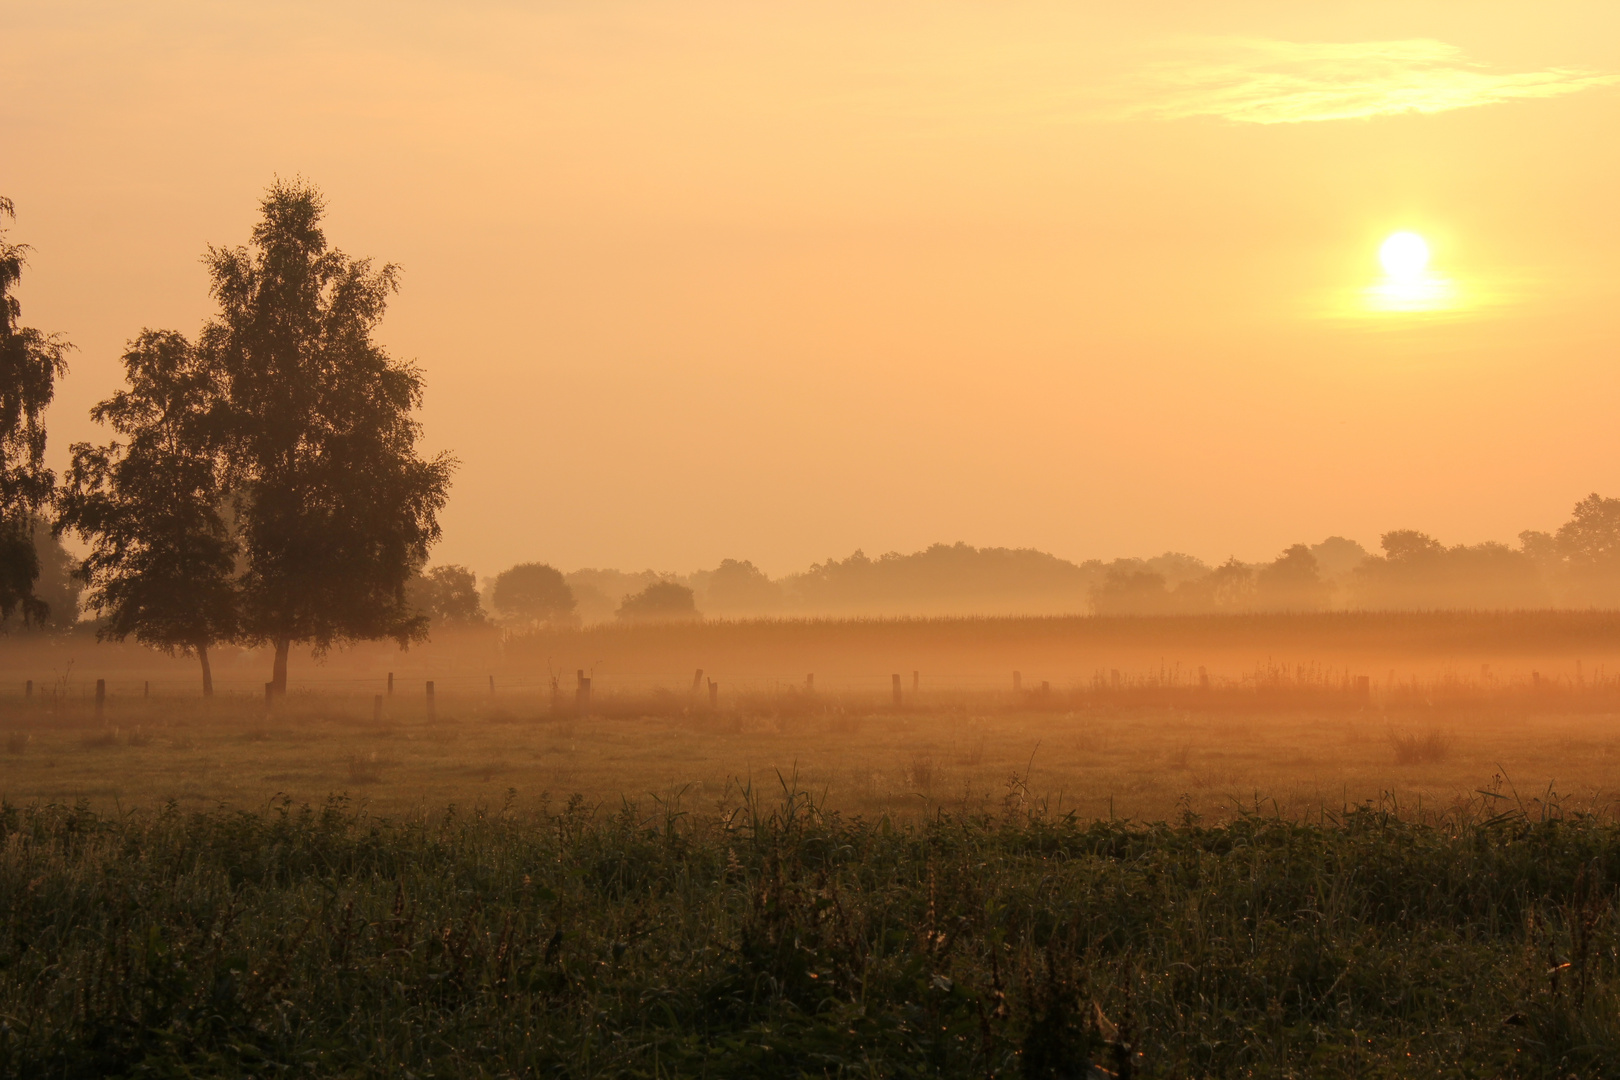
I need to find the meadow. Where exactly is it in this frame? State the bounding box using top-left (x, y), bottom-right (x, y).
top-left (5, 612), bottom-right (1620, 1076)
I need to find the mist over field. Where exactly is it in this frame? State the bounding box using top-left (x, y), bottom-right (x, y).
top-left (7, 4), bottom-right (1620, 1075)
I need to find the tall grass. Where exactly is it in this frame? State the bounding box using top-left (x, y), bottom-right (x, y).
top-left (2, 787), bottom-right (1618, 1077)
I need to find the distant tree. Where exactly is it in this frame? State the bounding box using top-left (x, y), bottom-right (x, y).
top-left (406, 564), bottom-right (487, 626)
top-left (616, 580), bottom-right (699, 622)
top-left (28, 519), bottom-right (83, 630)
top-left (200, 181), bottom-right (453, 693)
top-left (1518, 529), bottom-right (1560, 569)
top-left (1556, 494), bottom-right (1620, 604)
top-left (56, 331), bottom-right (237, 694)
top-left (1352, 530), bottom-right (1546, 610)
top-left (1254, 544), bottom-right (1329, 611)
top-left (1090, 568), bottom-right (1170, 615)
top-left (701, 558), bottom-right (783, 615)
top-left (1201, 557), bottom-right (1255, 612)
top-left (492, 562), bottom-right (575, 626)
top-left (1308, 536), bottom-right (1370, 580)
top-left (0, 196), bottom-right (71, 625)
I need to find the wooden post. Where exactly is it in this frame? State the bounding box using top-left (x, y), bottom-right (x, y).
top-left (805, 673), bottom-right (814, 692)
top-left (1532, 671), bottom-right (1542, 690)
top-left (488, 674), bottom-right (495, 694)
top-left (708, 679), bottom-right (718, 710)
top-left (1040, 680), bottom-right (1050, 697)
top-left (1199, 666), bottom-right (1209, 691)
top-left (373, 694), bottom-right (384, 722)
top-left (387, 672), bottom-right (394, 697)
top-left (426, 680), bottom-right (437, 722)
top-left (24, 679), bottom-right (31, 700)
top-left (1012, 671), bottom-right (1021, 692)
top-left (95, 679), bottom-right (106, 721)
top-left (576, 670), bottom-right (591, 715)
top-left (143, 680), bottom-right (150, 698)
top-left (891, 673), bottom-right (902, 707)
top-left (692, 669), bottom-right (704, 693)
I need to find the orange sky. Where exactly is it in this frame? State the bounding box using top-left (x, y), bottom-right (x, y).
top-left (4, 1), bottom-right (1619, 577)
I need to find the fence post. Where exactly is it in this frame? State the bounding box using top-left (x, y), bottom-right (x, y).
top-left (24, 679), bottom-right (31, 701)
top-left (892, 674), bottom-right (902, 707)
top-left (387, 672), bottom-right (394, 697)
top-left (708, 679), bottom-right (718, 710)
top-left (691, 669), bottom-right (704, 694)
top-left (95, 679), bottom-right (106, 722)
top-left (488, 675), bottom-right (495, 694)
top-left (426, 681), bottom-right (436, 722)
top-left (576, 670), bottom-right (591, 716)
top-left (805, 673), bottom-right (814, 692)
top-left (1199, 666), bottom-right (1209, 691)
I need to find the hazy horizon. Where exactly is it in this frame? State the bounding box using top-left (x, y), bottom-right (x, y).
top-left (6, 1), bottom-right (1619, 578)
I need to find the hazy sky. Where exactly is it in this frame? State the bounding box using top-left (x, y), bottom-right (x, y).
top-left (5, 1), bottom-right (1619, 576)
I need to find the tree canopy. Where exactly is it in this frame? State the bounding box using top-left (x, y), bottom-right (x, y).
top-left (407, 565), bottom-right (487, 627)
top-left (616, 581), bottom-right (699, 622)
top-left (198, 180), bottom-right (453, 691)
top-left (491, 563), bottom-right (575, 626)
top-left (56, 330), bottom-right (238, 693)
top-left (0, 196), bottom-right (70, 625)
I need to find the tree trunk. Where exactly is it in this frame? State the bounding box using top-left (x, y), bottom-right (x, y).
top-left (272, 637), bottom-right (290, 696)
top-left (199, 642), bottom-right (213, 698)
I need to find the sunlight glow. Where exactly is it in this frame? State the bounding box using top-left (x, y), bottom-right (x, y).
top-left (1379, 232), bottom-right (1431, 280)
top-left (1363, 231), bottom-right (1457, 314)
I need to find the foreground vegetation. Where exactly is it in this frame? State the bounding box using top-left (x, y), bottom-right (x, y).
top-left (3, 787), bottom-right (1619, 1078)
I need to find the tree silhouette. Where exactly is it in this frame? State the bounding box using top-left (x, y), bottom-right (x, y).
top-left (407, 565), bottom-right (487, 626)
top-left (491, 563), bottom-right (575, 626)
top-left (616, 581), bottom-right (699, 622)
top-left (1254, 544), bottom-right (1329, 611)
top-left (200, 181), bottom-right (453, 693)
top-left (56, 331), bottom-right (237, 693)
top-left (0, 197), bottom-right (70, 624)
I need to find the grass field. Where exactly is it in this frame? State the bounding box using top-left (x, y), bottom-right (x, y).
top-left (1, 674), bottom-right (1618, 823)
top-left (5, 613), bottom-right (1620, 1075)
top-left (3, 787), bottom-right (1619, 1077)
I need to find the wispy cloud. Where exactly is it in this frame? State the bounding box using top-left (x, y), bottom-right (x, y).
top-left (1120, 39), bottom-right (1619, 124)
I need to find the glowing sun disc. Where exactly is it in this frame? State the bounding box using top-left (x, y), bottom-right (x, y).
top-left (1379, 231), bottom-right (1431, 280)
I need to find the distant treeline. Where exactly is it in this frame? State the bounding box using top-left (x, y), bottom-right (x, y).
top-left (404, 494), bottom-right (1620, 628)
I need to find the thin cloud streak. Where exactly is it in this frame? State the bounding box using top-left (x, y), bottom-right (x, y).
top-left (1120, 39), bottom-right (1619, 124)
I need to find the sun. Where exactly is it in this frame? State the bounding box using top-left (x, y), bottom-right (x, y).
top-left (1379, 231), bottom-right (1431, 280)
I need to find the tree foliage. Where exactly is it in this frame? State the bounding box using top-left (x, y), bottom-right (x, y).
top-left (616, 580), bottom-right (699, 622)
top-left (0, 196), bottom-right (70, 624)
top-left (491, 562), bottom-right (574, 626)
top-left (198, 180), bottom-right (453, 689)
top-left (406, 564), bottom-right (487, 626)
top-left (56, 331), bottom-right (237, 691)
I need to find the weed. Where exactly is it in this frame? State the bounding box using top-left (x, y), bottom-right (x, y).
top-left (1389, 727), bottom-right (1454, 765)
